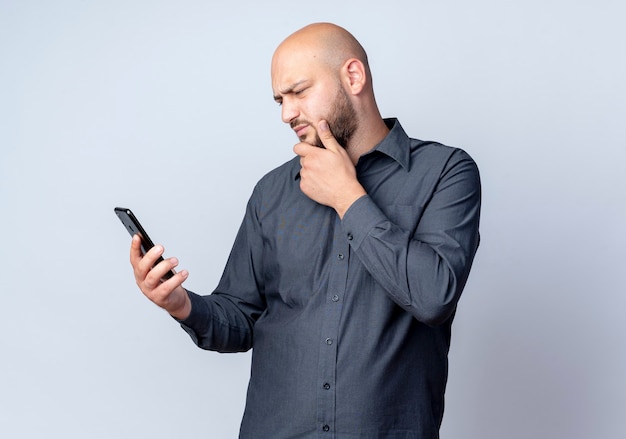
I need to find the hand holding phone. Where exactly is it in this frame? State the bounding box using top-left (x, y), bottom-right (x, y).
top-left (115, 207), bottom-right (191, 319)
top-left (114, 207), bottom-right (175, 280)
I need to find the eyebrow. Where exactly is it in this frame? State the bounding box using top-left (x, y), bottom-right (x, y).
top-left (273, 80), bottom-right (309, 102)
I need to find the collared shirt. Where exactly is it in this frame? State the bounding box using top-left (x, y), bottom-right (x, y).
top-left (180, 119), bottom-right (481, 438)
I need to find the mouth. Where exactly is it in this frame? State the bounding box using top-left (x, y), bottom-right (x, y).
top-left (292, 123), bottom-right (310, 139)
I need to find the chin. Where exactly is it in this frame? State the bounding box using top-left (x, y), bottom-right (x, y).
top-left (298, 133), bottom-right (322, 147)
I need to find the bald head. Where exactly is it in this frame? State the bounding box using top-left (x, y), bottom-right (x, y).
top-left (273, 23), bottom-right (370, 80)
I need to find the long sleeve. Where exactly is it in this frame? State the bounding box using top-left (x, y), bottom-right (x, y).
top-left (342, 148), bottom-right (481, 326)
top-left (178, 185), bottom-right (267, 353)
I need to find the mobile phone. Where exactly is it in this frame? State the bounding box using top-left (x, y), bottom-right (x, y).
top-left (114, 207), bottom-right (175, 279)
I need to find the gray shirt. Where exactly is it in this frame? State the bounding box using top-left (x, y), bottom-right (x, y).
top-left (180, 119), bottom-right (481, 438)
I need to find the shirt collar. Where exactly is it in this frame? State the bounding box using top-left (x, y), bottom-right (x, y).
top-left (293, 118), bottom-right (410, 181)
top-left (367, 118), bottom-right (411, 171)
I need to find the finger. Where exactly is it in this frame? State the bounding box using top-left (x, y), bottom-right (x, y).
top-left (143, 243), bottom-right (165, 267)
top-left (146, 270), bottom-right (190, 310)
top-left (134, 243), bottom-right (165, 282)
top-left (316, 120), bottom-right (341, 152)
top-left (130, 234), bottom-right (143, 264)
top-left (293, 141), bottom-right (316, 157)
top-left (145, 257), bottom-right (180, 288)
top-left (130, 234), bottom-right (150, 278)
top-left (158, 270), bottom-right (189, 296)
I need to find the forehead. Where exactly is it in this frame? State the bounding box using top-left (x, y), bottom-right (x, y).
top-left (271, 44), bottom-right (328, 92)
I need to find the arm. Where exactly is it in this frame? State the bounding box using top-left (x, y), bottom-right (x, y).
top-left (343, 151), bottom-right (481, 326)
top-left (295, 120), bottom-right (481, 326)
top-left (128, 201), bottom-right (266, 353)
top-left (176, 190), bottom-right (267, 353)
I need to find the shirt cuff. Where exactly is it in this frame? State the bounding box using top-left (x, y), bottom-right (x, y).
top-left (172, 290), bottom-right (208, 328)
top-left (341, 195), bottom-right (387, 249)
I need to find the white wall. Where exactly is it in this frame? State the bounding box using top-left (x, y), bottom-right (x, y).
top-left (1, 1), bottom-right (624, 437)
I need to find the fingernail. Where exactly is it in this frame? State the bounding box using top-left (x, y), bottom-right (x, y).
top-left (319, 120), bottom-right (329, 132)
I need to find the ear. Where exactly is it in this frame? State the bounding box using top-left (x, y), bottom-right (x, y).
top-left (342, 58), bottom-right (367, 95)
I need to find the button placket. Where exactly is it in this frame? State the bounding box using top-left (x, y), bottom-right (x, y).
top-left (316, 216), bottom-right (349, 436)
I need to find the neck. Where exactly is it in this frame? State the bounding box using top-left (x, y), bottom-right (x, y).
top-left (345, 117), bottom-right (389, 165)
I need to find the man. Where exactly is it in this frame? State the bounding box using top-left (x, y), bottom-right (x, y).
top-left (130, 22), bottom-right (481, 438)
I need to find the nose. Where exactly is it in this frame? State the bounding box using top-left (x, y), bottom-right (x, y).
top-left (281, 98), bottom-right (298, 124)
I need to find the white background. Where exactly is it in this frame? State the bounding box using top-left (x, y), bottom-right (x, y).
top-left (1, 1), bottom-right (625, 438)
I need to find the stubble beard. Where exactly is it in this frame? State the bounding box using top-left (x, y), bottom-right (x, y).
top-left (293, 86), bottom-right (358, 149)
top-left (319, 87), bottom-right (358, 149)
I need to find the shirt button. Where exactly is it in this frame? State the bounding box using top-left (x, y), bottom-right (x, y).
top-left (331, 294), bottom-right (339, 302)
top-left (323, 383), bottom-right (331, 390)
top-left (337, 253), bottom-right (344, 260)
top-left (322, 425), bottom-right (330, 432)
top-left (325, 338), bottom-right (333, 345)
top-left (347, 233), bottom-right (353, 241)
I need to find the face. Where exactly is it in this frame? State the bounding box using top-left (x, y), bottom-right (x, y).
top-left (293, 84), bottom-right (357, 148)
top-left (272, 47), bottom-right (358, 148)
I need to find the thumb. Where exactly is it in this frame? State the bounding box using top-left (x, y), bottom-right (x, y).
top-left (317, 120), bottom-right (341, 152)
